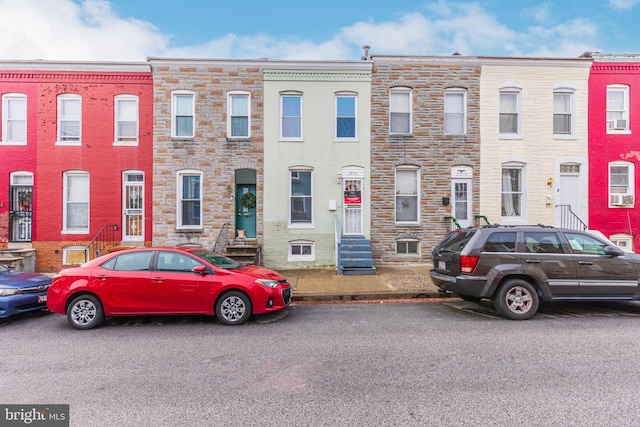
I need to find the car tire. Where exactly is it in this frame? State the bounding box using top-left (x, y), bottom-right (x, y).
top-left (216, 291), bottom-right (252, 325)
top-left (67, 294), bottom-right (105, 330)
top-left (458, 294), bottom-right (482, 302)
top-left (493, 279), bottom-right (539, 320)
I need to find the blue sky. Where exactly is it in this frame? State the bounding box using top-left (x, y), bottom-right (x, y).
top-left (0, 0), bottom-right (639, 61)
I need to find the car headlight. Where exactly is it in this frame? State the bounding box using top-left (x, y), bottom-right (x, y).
top-left (255, 279), bottom-right (279, 288)
top-left (0, 288), bottom-right (20, 297)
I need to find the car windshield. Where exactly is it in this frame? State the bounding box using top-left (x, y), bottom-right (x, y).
top-left (190, 250), bottom-right (244, 270)
top-left (436, 229), bottom-right (477, 253)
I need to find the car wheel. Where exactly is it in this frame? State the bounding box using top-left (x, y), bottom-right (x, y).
top-left (216, 291), bottom-right (252, 325)
top-left (493, 279), bottom-right (539, 320)
top-left (67, 295), bottom-right (105, 330)
top-left (458, 294), bottom-right (482, 302)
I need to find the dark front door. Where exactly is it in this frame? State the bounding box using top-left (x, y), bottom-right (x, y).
top-left (9, 185), bottom-right (32, 242)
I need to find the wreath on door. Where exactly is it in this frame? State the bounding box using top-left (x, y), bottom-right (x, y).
top-left (241, 192), bottom-right (256, 208)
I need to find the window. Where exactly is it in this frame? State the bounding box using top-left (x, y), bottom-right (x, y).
top-left (288, 241), bottom-right (315, 261)
top-left (156, 251), bottom-right (202, 272)
top-left (607, 85), bottom-right (629, 132)
top-left (63, 171), bottom-right (89, 233)
top-left (564, 232), bottom-right (607, 255)
top-left (2, 93), bottom-right (27, 144)
top-left (499, 88), bottom-right (521, 136)
top-left (289, 169), bottom-right (312, 226)
top-left (553, 90), bottom-right (574, 136)
top-left (501, 165), bottom-right (524, 218)
top-left (609, 161), bottom-right (634, 207)
top-left (228, 92), bottom-right (250, 138)
top-left (101, 250), bottom-right (153, 271)
top-left (171, 91), bottom-right (194, 138)
top-left (281, 93), bottom-right (302, 139)
top-left (57, 94), bottom-right (81, 144)
top-left (444, 89), bottom-right (466, 135)
top-left (395, 167), bottom-right (419, 223)
top-left (389, 88), bottom-right (412, 134)
top-left (114, 95), bottom-right (139, 144)
top-left (610, 234), bottom-right (633, 252)
top-left (524, 232), bottom-right (564, 254)
top-left (397, 239), bottom-right (419, 255)
top-left (177, 171), bottom-right (202, 228)
top-left (336, 93), bottom-right (356, 139)
top-left (482, 232), bottom-right (516, 253)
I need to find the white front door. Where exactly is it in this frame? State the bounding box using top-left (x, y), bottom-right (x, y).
top-left (452, 178), bottom-right (472, 228)
top-left (123, 172), bottom-right (144, 241)
top-left (343, 178), bottom-right (363, 235)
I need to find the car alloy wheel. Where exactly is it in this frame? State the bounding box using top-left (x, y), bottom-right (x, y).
top-left (67, 295), bottom-right (105, 330)
top-left (216, 291), bottom-right (252, 325)
top-left (493, 279), bottom-right (539, 320)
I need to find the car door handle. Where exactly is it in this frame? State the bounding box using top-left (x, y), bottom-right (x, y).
top-left (151, 277), bottom-right (167, 282)
top-left (95, 275), bottom-right (110, 281)
top-left (525, 259), bottom-right (541, 263)
top-left (578, 261), bottom-right (593, 265)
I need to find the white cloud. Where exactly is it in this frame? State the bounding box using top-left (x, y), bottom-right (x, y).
top-left (609, 0), bottom-right (640, 10)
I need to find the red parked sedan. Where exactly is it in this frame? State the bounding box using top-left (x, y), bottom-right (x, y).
top-left (47, 247), bottom-right (292, 329)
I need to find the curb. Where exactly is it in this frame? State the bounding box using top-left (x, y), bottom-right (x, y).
top-left (291, 290), bottom-right (452, 302)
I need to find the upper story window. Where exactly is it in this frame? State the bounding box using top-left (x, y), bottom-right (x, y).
top-left (444, 88), bottom-right (467, 135)
top-left (1, 93), bottom-right (27, 145)
top-left (389, 88), bottom-right (412, 134)
top-left (607, 84), bottom-right (630, 133)
top-left (177, 170), bottom-right (202, 229)
top-left (57, 94), bottom-right (81, 145)
top-left (281, 92), bottom-right (302, 140)
top-left (336, 93), bottom-right (357, 140)
top-left (499, 88), bottom-right (521, 137)
top-left (609, 161), bottom-right (634, 207)
top-left (553, 88), bottom-right (575, 138)
top-left (501, 163), bottom-right (525, 220)
top-left (114, 95), bottom-right (139, 145)
top-left (395, 166), bottom-right (419, 223)
top-left (289, 168), bottom-right (313, 227)
top-left (171, 91), bottom-right (194, 138)
top-left (63, 171), bottom-right (89, 233)
top-left (228, 92), bottom-right (250, 138)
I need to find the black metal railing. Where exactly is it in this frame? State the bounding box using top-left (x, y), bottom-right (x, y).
top-left (556, 205), bottom-right (588, 230)
top-left (86, 224), bottom-right (119, 259)
top-left (214, 222), bottom-right (233, 253)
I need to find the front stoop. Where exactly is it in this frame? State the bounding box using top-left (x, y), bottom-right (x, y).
top-left (223, 240), bottom-right (261, 265)
top-left (339, 236), bottom-right (376, 275)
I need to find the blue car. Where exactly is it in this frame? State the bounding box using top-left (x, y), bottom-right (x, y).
top-left (0, 265), bottom-right (52, 318)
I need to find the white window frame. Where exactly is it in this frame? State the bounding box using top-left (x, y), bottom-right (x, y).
top-left (288, 240), bottom-right (315, 261)
top-left (62, 246), bottom-right (89, 265)
top-left (63, 171), bottom-right (89, 234)
top-left (57, 94), bottom-right (82, 145)
top-left (395, 166), bottom-right (420, 224)
top-left (335, 92), bottom-right (357, 141)
top-left (501, 163), bottom-right (526, 223)
top-left (444, 88), bottom-right (467, 135)
top-left (177, 170), bottom-right (203, 229)
top-left (389, 88), bottom-right (412, 135)
top-left (499, 84), bottom-right (522, 138)
top-left (396, 239), bottom-right (420, 256)
top-left (610, 233), bottom-right (633, 252)
top-left (1, 93), bottom-right (27, 145)
top-left (171, 91), bottom-right (195, 139)
top-left (114, 94), bottom-right (139, 145)
top-left (606, 84), bottom-right (630, 134)
top-left (608, 161), bottom-right (634, 208)
top-left (553, 85), bottom-right (576, 139)
top-left (289, 167), bottom-right (313, 228)
top-left (280, 92), bottom-right (303, 141)
top-left (227, 91), bottom-right (251, 139)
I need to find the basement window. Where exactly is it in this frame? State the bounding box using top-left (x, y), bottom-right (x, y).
top-left (396, 239), bottom-right (419, 255)
top-left (288, 240), bottom-right (315, 262)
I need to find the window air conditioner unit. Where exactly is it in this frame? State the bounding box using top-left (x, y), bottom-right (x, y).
top-left (613, 119), bottom-right (627, 129)
top-left (622, 195), bottom-right (635, 206)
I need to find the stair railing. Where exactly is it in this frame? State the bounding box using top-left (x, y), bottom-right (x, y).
top-left (214, 222), bottom-right (233, 253)
top-left (334, 214), bottom-right (342, 275)
top-left (556, 205), bottom-right (588, 230)
top-left (85, 224), bottom-right (119, 260)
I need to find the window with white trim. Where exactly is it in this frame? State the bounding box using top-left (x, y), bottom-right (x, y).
top-left (609, 161), bottom-right (634, 207)
top-left (281, 93), bottom-right (302, 140)
top-left (177, 170), bottom-right (202, 228)
top-left (336, 93), bottom-right (357, 139)
top-left (395, 167), bottom-right (419, 223)
top-left (288, 240), bottom-right (315, 261)
top-left (501, 164), bottom-right (525, 219)
top-left (171, 91), bottom-right (194, 138)
top-left (114, 95), bottom-right (139, 145)
top-left (607, 85), bottom-right (630, 132)
top-left (553, 90), bottom-right (574, 137)
top-left (289, 169), bottom-right (313, 226)
top-left (1, 93), bottom-right (27, 145)
top-left (57, 94), bottom-right (81, 144)
top-left (63, 171), bottom-right (89, 233)
top-left (389, 88), bottom-right (412, 134)
top-left (610, 233), bottom-right (633, 252)
top-left (397, 239), bottom-right (420, 255)
top-left (444, 89), bottom-right (466, 135)
top-left (228, 92), bottom-right (250, 138)
top-left (499, 88), bottom-right (521, 137)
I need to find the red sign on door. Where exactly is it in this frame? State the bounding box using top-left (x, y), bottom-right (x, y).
top-left (344, 190), bottom-right (361, 205)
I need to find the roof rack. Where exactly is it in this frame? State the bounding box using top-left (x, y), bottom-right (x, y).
top-left (480, 223), bottom-right (555, 229)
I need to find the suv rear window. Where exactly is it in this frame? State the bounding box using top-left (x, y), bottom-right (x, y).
top-left (482, 232), bottom-right (516, 252)
top-left (437, 229), bottom-right (477, 253)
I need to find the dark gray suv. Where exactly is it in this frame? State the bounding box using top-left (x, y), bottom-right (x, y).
top-left (430, 225), bottom-right (640, 319)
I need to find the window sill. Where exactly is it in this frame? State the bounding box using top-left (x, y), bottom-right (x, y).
top-left (55, 141), bottom-right (82, 146)
top-left (288, 223), bottom-right (314, 229)
top-left (553, 134), bottom-right (577, 140)
top-left (171, 137), bottom-right (195, 142)
top-left (334, 138), bottom-right (359, 143)
top-left (606, 130), bottom-right (632, 135)
top-left (61, 229), bottom-right (89, 235)
top-left (176, 228), bottom-right (203, 233)
top-left (226, 137), bottom-right (251, 142)
top-left (498, 134), bottom-right (523, 140)
top-left (0, 140), bottom-right (27, 146)
top-left (279, 138), bottom-right (304, 143)
top-left (113, 140), bottom-right (139, 146)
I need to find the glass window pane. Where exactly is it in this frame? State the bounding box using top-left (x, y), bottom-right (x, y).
top-left (390, 92), bottom-right (410, 112)
top-left (337, 97), bottom-right (355, 116)
top-left (182, 175), bottom-right (200, 199)
top-left (390, 113), bottom-right (410, 133)
top-left (282, 96), bottom-right (301, 116)
top-left (176, 117), bottom-right (193, 136)
top-left (500, 93), bottom-right (517, 113)
top-left (444, 93), bottom-right (463, 112)
top-left (175, 95), bottom-right (192, 115)
top-left (337, 118), bottom-right (355, 138)
top-left (396, 169), bottom-right (417, 194)
top-left (282, 117), bottom-right (301, 138)
top-left (231, 117), bottom-right (248, 137)
top-left (231, 95), bottom-right (249, 115)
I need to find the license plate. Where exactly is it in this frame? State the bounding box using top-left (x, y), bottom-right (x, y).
top-left (38, 295), bottom-right (47, 303)
top-left (438, 261), bottom-right (446, 270)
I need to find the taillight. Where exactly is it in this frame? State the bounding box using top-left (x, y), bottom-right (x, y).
top-left (460, 255), bottom-right (479, 274)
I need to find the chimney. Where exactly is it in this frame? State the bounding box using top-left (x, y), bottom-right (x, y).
top-left (361, 45), bottom-right (371, 61)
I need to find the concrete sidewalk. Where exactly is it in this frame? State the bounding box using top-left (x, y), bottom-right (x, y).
top-left (276, 264), bottom-right (446, 302)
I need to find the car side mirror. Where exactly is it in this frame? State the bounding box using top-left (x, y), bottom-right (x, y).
top-left (604, 245), bottom-right (624, 257)
top-left (192, 265), bottom-right (209, 275)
